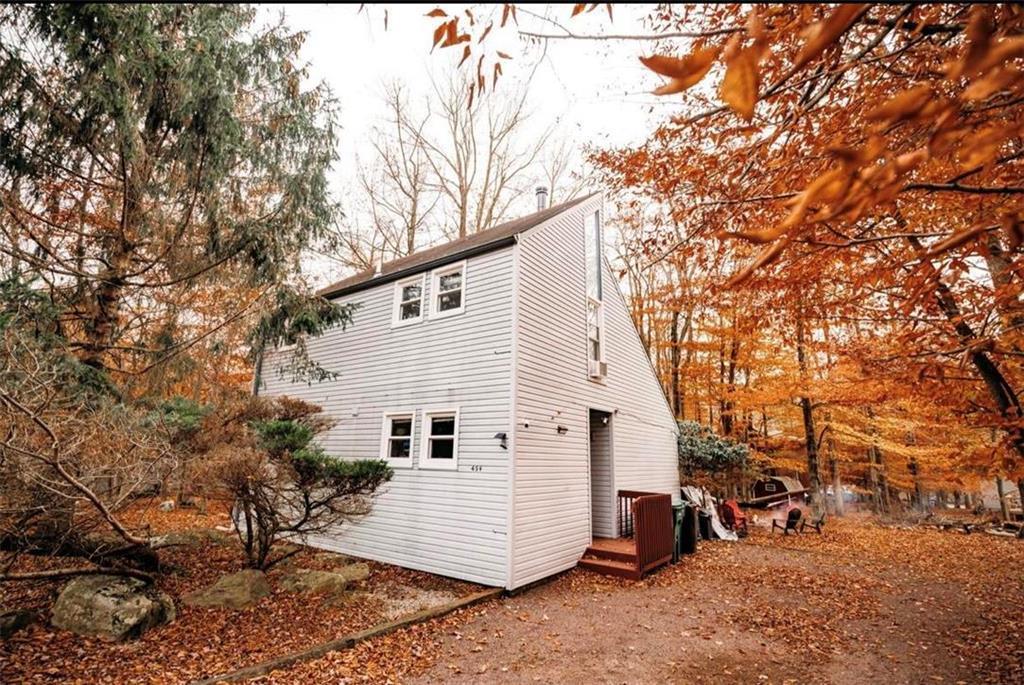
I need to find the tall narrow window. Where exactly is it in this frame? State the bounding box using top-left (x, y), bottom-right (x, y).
top-left (393, 275), bottom-right (424, 326)
top-left (585, 210), bottom-right (606, 379)
top-left (380, 412), bottom-right (414, 467)
top-left (586, 211), bottom-right (603, 301)
top-left (421, 409), bottom-right (459, 469)
top-left (431, 261), bottom-right (466, 318)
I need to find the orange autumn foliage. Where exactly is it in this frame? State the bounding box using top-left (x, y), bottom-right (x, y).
top-left (430, 3), bottom-right (1024, 496)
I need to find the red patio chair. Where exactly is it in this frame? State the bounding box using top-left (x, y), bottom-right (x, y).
top-left (720, 499), bottom-right (749, 536)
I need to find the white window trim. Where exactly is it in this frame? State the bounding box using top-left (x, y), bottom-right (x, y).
top-left (587, 296), bottom-right (606, 380)
top-left (420, 407), bottom-right (460, 470)
top-left (391, 274), bottom-right (426, 328)
top-left (380, 411), bottom-right (415, 468)
top-left (430, 261), bottom-right (466, 319)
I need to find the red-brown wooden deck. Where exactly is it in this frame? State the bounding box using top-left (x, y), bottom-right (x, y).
top-left (578, 490), bottom-right (675, 580)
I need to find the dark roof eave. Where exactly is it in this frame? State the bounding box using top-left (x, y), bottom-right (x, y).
top-left (319, 234), bottom-right (518, 300)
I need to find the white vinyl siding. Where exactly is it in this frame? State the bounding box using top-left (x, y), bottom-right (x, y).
top-left (511, 195), bottom-right (678, 589)
top-left (261, 248), bottom-right (513, 587)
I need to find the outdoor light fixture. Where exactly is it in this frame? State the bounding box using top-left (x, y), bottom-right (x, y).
top-left (556, 425), bottom-right (569, 434)
top-left (493, 432), bottom-right (507, 449)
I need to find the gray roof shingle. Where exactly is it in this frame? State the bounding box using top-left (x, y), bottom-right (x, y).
top-left (319, 193), bottom-right (597, 299)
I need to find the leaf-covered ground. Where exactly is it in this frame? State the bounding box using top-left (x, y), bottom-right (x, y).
top-left (260, 514), bottom-right (1024, 684)
top-left (0, 501), bottom-right (481, 684)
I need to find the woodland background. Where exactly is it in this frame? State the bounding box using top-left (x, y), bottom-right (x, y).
top-left (3, 3), bottom-right (1024, 584)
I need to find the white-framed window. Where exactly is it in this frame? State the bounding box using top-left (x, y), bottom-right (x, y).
top-left (420, 408), bottom-right (459, 470)
top-left (380, 412), bottom-right (415, 468)
top-left (586, 210), bottom-right (603, 301)
top-left (585, 210), bottom-right (606, 380)
top-left (587, 297), bottom-right (606, 378)
top-left (392, 274), bottom-right (425, 327)
top-left (430, 261), bottom-right (466, 318)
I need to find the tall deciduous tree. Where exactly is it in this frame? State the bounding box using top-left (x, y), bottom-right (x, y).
top-left (429, 3), bottom-right (1024, 495)
top-left (0, 5), bottom-right (356, 579)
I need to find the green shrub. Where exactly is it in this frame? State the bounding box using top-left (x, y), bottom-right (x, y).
top-left (253, 419), bottom-right (314, 457)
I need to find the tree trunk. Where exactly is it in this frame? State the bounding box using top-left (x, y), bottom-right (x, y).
top-left (829, 437), bottom-right (844, 516)
top-left (983, 234), bottom-right (1024, 351)
top-left (996, 477), bottom-right (1010, 521)
top-left (907, 236), bottom-right (1024, 465)
top-left (868, 447), bottom-right (880, 510)
top-left (796, 309), bottom-right (822, 510)
top-left (866, 412), bottom-right (891, 514)
top-left (670, 308), bottom-right (682, 418)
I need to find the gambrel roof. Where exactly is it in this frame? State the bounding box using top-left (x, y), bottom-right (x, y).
top-left (319, 193), bottom-right (597, 300)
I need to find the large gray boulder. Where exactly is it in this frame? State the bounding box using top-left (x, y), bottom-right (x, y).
top-left (51, 575), bottom-right (175, 641)
top-left (183, 569), bottom-right (270, 610)
top-left (150, 528), bottom-right (232, 548)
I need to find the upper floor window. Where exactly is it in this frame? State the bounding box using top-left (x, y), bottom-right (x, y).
top-left (586, 211), bottom-right (606, 379)
top-left (421, 408), bottom-right (459, 469)
top-left (588, 297), bottom-right (605, 374)
top-left (586, 211), bottom-right (603, 301)
top-left (431, 261), bottom-right (466, 318)
top-left (392, 274), bottom-right (425, 326)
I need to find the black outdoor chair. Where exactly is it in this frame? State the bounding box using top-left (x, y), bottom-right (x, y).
top-left (800, 512), bottom-right (826, 534)
top-left (772, 507), bottom-right (802, 535)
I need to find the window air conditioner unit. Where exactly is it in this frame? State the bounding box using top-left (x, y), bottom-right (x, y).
top-left (588, 360), bottom-right (607, 378)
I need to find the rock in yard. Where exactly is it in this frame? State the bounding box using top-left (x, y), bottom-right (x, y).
top-left (335, 562), bottom-right (370, 583)
top-left (1, 608), bottom-right (36, 639)
top-left (183, 569), bottom-right (270, 610)
top-left (50, 575), bottom-right (175, 641)
top-left (151, 528), bottom-right (233, 548)
top-left (281, 569), bottom-right (351, 596)
top-left (158, 499), bottom-right (175, 512)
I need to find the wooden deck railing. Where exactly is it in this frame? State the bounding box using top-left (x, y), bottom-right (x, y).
top-left (632, 493), bottom-right (674, 574)
top-left (617, 489), bottom-right (653, 538)
top-left (615, 490), bottom-right (675, 577)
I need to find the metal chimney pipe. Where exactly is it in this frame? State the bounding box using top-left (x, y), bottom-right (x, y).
top-left (536, 186), bottom-right (549, 211)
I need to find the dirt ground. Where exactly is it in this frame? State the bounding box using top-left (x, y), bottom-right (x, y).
top-left (266, 515), bottom-right (1024, 684)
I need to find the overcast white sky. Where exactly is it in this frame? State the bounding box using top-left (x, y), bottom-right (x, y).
top-left (256, 4), bottom-right (673, 282)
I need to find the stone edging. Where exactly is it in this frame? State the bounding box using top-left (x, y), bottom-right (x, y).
top-left (190, 587), bottom-right (504, 684)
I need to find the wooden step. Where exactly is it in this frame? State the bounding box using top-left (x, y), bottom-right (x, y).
top-left (584, 544), bottom-right (636, 564)
top-left (578, 556), bottom-right (641, 580)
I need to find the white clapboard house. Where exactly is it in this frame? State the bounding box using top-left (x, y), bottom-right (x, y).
top-left (260, 190), bottom-right (680, 589)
